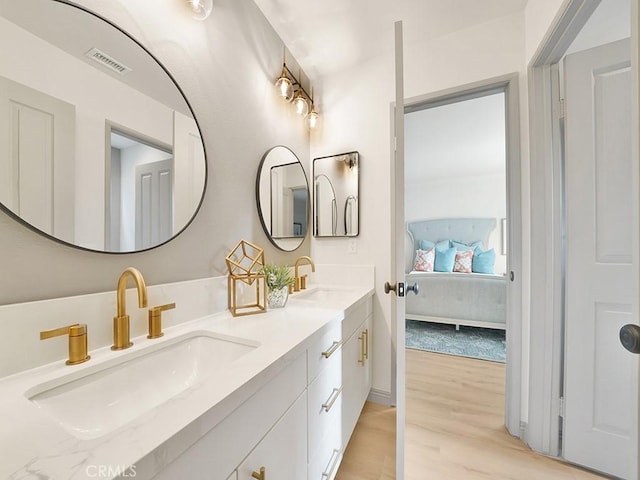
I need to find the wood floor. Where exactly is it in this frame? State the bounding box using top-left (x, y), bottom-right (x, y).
top-left (337, 349), bottom-right (609, 480)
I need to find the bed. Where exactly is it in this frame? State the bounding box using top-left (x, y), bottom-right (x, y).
top-left (405, 218), bottom-right (506, 330)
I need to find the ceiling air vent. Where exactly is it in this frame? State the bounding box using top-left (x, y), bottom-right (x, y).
top-left (85, 48), bottom-right (132, 75)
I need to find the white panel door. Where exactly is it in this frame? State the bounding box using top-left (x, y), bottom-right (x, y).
top-left (0, 76), bottom-right (75, 241)
top-left (564, 38), bottom-right (637, 479)
top-left (135, 159), bottom-right (172, 250)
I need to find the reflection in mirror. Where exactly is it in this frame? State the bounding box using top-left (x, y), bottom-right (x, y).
top-left (0, 0), bottom-right (206, 253)
top-left (256, 146), bottom-right (309, 251)
top-left (313, 151), bottom-right (359, 237)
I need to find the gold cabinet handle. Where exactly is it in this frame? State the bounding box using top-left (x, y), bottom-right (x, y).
top-left (251, 466), bottom-right (265, 480)
top-left (364, 328), bottom-right (369, 360)
top-left (321, 449), bottom-right (341, 478)
top-left (322, 386), bottom-right (343, 413)
top-left (40, 323), bottom-right (90, 365)
top-left (322, 340), bottom-right (342, 358)
top-left (148, 302), bottom-right (176, 339)
top-left (358, 332), bottom-right (365, 366)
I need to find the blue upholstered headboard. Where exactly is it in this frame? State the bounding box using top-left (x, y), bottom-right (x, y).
top-left (405, 218), bottom-right (497, 272)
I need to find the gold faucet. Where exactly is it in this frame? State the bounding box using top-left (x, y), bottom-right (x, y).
top-left (112, 267), bottom-right (148, 350)
top-left (294, 256), bottom-right (315, 292)
top-left (40, 323), bottom-right (90, 365)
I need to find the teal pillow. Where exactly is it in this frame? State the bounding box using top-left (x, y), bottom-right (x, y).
top-left (452, 240), bottom-right (483, 252)
top-left (472, 248), bottom-right (496, 274)
top-left (419, 239), bottom-right (435, 250)
top-left (434, 246), bottom-right (456, 272)
top-left (420, 239), bottom-right (450, 251)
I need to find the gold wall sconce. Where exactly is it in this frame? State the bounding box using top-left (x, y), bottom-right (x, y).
top-left (275, 49), bottom-right (319, 129)
top-left (225, 239), bottom-right (267, 316)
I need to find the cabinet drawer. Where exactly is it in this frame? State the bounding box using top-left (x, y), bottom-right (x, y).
top-left (308, 418), bottom-right (342, 480)
top-left (307, 322), bottom-right (342, 383)
top-left (308, 350), bottom-right (343, 457)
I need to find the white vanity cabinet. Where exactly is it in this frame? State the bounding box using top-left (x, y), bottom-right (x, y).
top-left (151, 295), bottom-right (373, 480)
top-left (308, 298), bottom-right (373, 480)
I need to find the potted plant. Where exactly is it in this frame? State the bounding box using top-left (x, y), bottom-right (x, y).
top-left (260, 263), bottom-right (294, 308)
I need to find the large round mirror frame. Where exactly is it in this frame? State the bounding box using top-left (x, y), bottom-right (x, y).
top-left (0, 0), bottom-right (207, 254)
top-left (255, 146), bottom-right (310, 252)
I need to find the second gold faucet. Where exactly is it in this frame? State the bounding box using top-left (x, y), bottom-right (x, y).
top-left (112, 267), bottom-right (148, 350)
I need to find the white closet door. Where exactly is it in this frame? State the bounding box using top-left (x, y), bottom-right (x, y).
top-left (563, 38), bottom-right (638, 479)
top-left (135, 158), bottom-right (172, 250)
top-left (0, 76), bottom-right (75, 241)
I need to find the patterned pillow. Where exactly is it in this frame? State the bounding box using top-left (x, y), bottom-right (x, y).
top-left (453, 249), bottom-right (474, 273)
top-left (413, 248), bottom-right (435, 272)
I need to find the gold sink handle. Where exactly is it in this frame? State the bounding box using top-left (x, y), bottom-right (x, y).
top-left (40, 323), bottom-right (90, 365)
top-left (148, 303), bottom-right (176, 339)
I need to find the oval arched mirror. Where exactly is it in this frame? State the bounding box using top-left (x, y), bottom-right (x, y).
top-left (256, 146), bottom-right (309, 251)
top-left (0, 0), bottom-right (206, 253)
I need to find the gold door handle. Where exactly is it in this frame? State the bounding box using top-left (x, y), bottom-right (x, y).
top-left (322, 386), bottom-right (343, 412)
top-left (322, 340), bottom-right (342, 358)
top-left (148, 302), bottom-right (176, 339)
top-left (40, 324), bottom-right (90, 365)
top-left (251, 466), bottom-right (265, 480)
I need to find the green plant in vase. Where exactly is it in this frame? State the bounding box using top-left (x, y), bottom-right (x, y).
top-left (260, 263), bottom-right (294, 308)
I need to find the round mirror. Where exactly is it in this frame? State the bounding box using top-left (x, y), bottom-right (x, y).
top-left (0, 0), bottom-right (206, 253)
top-left (256, 146), bottom-right (309, 251)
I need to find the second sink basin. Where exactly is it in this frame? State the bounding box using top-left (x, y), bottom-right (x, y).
top-left (27, 331), bottom-right (257, 440)
top-left (291, 286), bottom-right (356, 304)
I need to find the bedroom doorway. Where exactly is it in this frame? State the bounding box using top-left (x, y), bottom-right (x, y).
top-left (396, 73), bottom-right (523, 448)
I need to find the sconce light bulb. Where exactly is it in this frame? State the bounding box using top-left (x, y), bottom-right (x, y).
top-left (308, 110), bottom-right (319, 129)
top-left (293, 93), bottom-right (309, 117)
top-left (275, 75), bottom-right (294, 102)
top-left (189, 0), bottom-right (213, 20)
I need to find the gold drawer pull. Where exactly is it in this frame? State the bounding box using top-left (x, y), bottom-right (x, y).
top-left (251, 466), bottom-right (265, 480)
top-left (322, 387), bottom-right (343, 413)
top-left (322, 340), bottom-right (342, 358)
top-left (321, 449), bottom-right (341, 478)
top-left (364, 328), bottom-right (369, 360)
top-left (358, 333), bottom-right (365, 365)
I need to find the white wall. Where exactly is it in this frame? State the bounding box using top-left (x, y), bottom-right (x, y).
top-left (311, 12), bottom-right (526, 400)
top-left (0, 0), bottom-right (311, 304)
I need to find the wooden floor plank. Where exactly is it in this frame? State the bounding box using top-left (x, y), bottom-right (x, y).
top-left (337, 349), bottom-right (609, 480)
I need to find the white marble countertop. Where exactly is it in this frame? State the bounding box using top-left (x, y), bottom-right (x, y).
top-left (0, 284), bottom-right (373, 480)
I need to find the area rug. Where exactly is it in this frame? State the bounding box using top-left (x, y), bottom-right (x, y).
top-left (405, 319), bottom-right (506, 363)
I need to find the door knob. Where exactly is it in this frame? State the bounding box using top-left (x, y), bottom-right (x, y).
top-left (406, 283), bottom-right (419, 295)
top-left (384, 281), bottom-right (405, 296)
top-left (620, 324), bottom-right (640, 354)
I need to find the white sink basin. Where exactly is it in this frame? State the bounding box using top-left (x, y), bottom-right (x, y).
top-left (291, 287), bottom-right (356, 304)
top-left (26, 331), bottom-right (257, 440)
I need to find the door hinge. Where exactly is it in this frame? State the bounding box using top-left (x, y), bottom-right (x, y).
top-left (559, 98), bottom-right (566, 119)
top-left (559, 396), bottom-right (565, 418)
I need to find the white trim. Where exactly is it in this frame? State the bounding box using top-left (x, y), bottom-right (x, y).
top-left (367, 388), bottom-right (392, 406)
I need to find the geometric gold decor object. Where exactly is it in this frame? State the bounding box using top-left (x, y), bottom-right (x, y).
top-left (228, 273), bottom-right (267, 317)
top-left (225, 239), bottom-right (265, 284)
top-left (225, 240), bottom-right (267, 316)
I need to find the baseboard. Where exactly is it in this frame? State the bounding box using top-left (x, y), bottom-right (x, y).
top-left (367, 388), bottom-right (392, 406)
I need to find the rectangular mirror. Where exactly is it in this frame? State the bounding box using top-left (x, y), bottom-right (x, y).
top-left (313, 151), bottom-right (359, 237)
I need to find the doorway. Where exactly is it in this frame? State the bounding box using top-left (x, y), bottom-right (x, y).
top-left (392, 73), bottom-right (523, 476)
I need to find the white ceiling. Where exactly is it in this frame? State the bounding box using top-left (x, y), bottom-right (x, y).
top-left (252, 0), bottom-right (528, 79)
